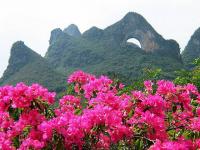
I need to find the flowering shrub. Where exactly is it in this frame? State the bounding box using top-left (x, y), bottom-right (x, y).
top-left (0, 70), bottom-right (200, 149)
top-left (0, 83), bottom-right (55, 149)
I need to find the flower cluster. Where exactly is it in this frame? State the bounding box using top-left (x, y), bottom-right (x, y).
top-left (0, 83), bottom-right (55, 150)
top-left (0, 70), bottom-right (200, 149)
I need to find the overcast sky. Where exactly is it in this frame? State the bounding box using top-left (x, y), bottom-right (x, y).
top-left (0, 0), bottom-right (200, 77)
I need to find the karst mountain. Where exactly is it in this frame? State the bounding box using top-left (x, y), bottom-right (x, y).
top-left (1, 12), bottom-right (199, 91)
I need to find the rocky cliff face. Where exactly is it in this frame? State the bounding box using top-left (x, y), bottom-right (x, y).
top-left (182, 27), bottom-right (200, 67)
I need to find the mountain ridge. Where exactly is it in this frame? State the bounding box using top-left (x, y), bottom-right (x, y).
top-left (1, 12), bottom-right (195, 90)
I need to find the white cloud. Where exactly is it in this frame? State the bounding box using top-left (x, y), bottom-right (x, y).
top-left (0, 0), bottom-right (200, 76)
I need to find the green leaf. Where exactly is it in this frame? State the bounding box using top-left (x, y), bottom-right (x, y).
top-left (74, 108), bottom-right (82, 115)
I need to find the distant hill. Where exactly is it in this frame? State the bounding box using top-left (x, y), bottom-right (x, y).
top-left (1, 12), bottom-right (186, 90)
top-left (0, 41), bottom-right (66, 92)
top-left (182, 27), bottom-right (200, 68)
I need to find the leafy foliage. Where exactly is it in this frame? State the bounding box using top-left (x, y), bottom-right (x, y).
top-left (175, 58), bottom-right (200, 90)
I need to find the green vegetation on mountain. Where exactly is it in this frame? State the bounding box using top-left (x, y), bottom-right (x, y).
top-left (175, 58), bottom-right (200, 90)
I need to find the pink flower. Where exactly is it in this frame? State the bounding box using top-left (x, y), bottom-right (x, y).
top-left (67, 70), bottom-right (95, 84)
top-left (0, 70), bottom-right (199, 149)
top-left (149, 139), bottom-right (195, 150)
top-left (156, 80), bottom-right (176, 95)
top-left (144, 80), bottom-right (153, 93)
top-left (189, 117), bottom-right (200, 131)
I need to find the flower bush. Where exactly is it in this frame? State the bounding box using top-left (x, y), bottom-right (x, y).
top-left (0, 70), bottom-right (200, 149)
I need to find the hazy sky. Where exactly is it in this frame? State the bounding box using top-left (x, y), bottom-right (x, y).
top-left (1, 0), bottom-right (200, 77)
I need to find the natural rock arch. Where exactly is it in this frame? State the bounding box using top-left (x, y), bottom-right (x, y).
top-left (127, 38), bottom-right (142, 48)
top-left (124, 30), bottom-right (159, 52)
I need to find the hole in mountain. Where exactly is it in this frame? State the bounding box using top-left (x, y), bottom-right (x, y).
top-left (127, 38), bottom-right (141, 48)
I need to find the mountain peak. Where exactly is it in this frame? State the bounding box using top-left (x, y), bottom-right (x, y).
top-left (123, 12), bottom-right (144, 20)
top-left (12, 40), bottom-right (25, 46)
top-left (63, 24), bottom-right (81, 37)
top-left (2, 41), bottom-right (42, 79)
top-left (11, 41), bottom-right (34, 55)
top-left (10, 41), bottom-right (42, 61)
top-left (1, 41), bottom-right (66, 91)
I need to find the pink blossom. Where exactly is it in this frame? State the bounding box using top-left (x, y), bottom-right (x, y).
top-left (144, 80), bottom-right (153, 93)
top-left (0, 71), bottom-right (199, 149)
